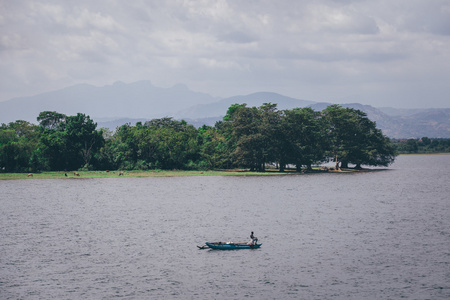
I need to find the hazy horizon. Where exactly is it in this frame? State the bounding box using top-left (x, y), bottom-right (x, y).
top-left (3, 80), bottom-right (449, 110)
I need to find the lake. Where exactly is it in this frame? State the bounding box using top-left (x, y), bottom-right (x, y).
top-left (1, 155), bottom-right (449, 299)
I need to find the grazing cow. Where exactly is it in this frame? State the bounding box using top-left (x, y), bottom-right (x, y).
top-left (27, 173), bottom-right (33, 177)
top-left (74, 172), bottom-right (80, 176)
top-left (118, 172), bottom-right (124, 176)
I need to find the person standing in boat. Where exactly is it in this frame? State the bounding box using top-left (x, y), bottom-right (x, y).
top-left (250, 231), bottom-right (258, 245)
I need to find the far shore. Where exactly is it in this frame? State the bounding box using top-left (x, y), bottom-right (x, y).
top-left (2, 153), bottom-right (448, 180)
top-left (0, 167), bottom-right (383, 180)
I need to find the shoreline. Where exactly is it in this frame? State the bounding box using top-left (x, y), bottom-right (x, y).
top-left (3, 153), bottom-right (448, 180)
top-left (0, 167), bottom-right (382, 180)
top-left (398, 152), bottom-right (450, 156)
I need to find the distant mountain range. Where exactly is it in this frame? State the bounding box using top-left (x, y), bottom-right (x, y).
top-left (309, 103), bottom-right (450, 139)
top-left (175, 92), bottom-right (315, 119)
top-left (1, 81), bottom-right (449, 138)
top-left (0, 80), bottom-right (218, 123)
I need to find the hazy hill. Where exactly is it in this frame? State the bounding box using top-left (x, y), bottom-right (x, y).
top-left (0, 81), bottom-right (218, 124)
top-left (308, 103), bottom-right (450, 138)
top-left (1, 81), bottom-right (448, 138)
top-left (174, 92), bottom-right (315, 119)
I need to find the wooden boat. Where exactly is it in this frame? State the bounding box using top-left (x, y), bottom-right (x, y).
top-left (204, 242), bottom-right (262, 250)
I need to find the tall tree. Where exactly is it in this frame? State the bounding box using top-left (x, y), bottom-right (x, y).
top-left (0, 121), bottom-right (39, 172)
top-left (361, 130), bottom-right (396, 169)
top-left (225, 104), bottom-right (266, 171)
top-left (38, 112), bottom-right (104, 170)
top-left (259, 103), bottom-right (282, 170)
top-left (38, 129), bottom-right (68, 170)
top-left (64, 113), bottom-right (104, 169)
top-left (323, 105), bottom-right (395, 169)
top-left (198, 125), bottom-right (230, 169)
top-left (37, 111), bottom-right (66, 129)
top-left (281, 107), bottom-right (327, 171)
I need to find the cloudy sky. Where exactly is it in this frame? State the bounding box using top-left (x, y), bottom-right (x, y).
top-left (1, 0), bottom-right (450, 108)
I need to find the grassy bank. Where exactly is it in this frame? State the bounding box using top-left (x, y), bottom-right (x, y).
top-left (0, 167), bottom-right (368, 180)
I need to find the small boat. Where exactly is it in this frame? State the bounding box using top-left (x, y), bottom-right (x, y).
top-left (204, 242), bottom-right (262, 250)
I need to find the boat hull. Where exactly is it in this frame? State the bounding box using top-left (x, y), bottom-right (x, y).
top-left (205, 242), bottom-right (262, 250)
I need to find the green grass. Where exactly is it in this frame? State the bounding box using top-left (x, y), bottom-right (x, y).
top-left (0, 167), bottom-right (378, 180)
top-left (0, 170), bottom-right (295, 180)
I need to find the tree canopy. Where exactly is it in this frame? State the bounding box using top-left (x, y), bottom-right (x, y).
top-left (323, 105), bottom-right (396, 169)
top-left (0, 104), bottom-right (399, 173)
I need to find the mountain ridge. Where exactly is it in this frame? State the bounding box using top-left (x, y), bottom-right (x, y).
top-left (0, 80), bottom-right (219, 123)
top-left (1, 81), bottom-right (449, 138)
top-left (174, 92), bottom-right (316, 119)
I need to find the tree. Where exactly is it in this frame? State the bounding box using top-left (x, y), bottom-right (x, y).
top-left (361, 131), bottom-right (396, 168)
top-left (38, 129), bottom-right (68, 170)
top-left (0, 121), bottom-right (39, 172)
top-left (212, 120), bottom-right (236, 169)
top-left (404, 138), bottom-right (418, 153)
top-left (110, 123), bottom-right (139, 169)
top-left (37, 112), bottom-right (104, 170)
top-left (198, 125), bottom-right (230, 169)
top-left (281, 107), bottom-right (327, 171)
top-left (225, 104), bottom-right (267, 171)
top-left (420, 137), bottom-right (431, 146)
top-left (323, 105), bottom-right (396, 169)
top-left (64, 113), bottom-right (104, 169)
top-left (258, 103), bottom-right (282, 170)
top-left (37, 111), bottom-right (66, 129)
top-left (109, 118), bottom-right (201, 170)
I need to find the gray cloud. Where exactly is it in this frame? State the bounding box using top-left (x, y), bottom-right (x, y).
top-left (1, 0), bottom-right (449, 108)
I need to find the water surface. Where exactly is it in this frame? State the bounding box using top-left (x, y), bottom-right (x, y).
top-left (1, 155), bottom-right (449, 299)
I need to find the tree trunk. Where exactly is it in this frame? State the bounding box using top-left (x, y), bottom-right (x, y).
top-left (334, 154), bottom-right (340, 170)
top-left (81, 139), bottom-right (95, 166)
top-left (340, 161), bottom-right (348, 168)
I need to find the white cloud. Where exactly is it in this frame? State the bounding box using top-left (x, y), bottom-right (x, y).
top-left (1, 0), bottom-right (449, 108)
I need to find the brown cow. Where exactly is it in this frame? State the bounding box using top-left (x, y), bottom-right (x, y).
top-left (118, 172), bottom-right (124, 176)
top-left (27, 173), bottom-right (33, 177)
top-left (74, 172), bottom-right (80, 176)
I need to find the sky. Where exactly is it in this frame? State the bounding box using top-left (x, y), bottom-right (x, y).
top-left (1, 0), bottom-right (450, 108)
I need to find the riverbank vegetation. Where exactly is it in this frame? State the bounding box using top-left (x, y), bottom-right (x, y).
top-left (1, 104), bottom-right (397, 174)
top-left (392, 138), bottom-right (450, 154)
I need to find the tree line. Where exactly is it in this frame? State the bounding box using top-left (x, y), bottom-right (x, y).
top-left (0, 104), bottom-right (397, 173)
top-left (392, 138), bottom-right (450, 154)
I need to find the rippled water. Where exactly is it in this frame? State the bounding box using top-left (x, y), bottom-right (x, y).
top-left (1, 155), bottom-right (449, 299)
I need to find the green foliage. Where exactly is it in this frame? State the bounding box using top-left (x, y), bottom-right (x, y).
top-left (104, 118), bottom-right (203, 171)
top-left (37, 111), bottom-right (66, 129)
top-left (392, 138), bottom-right (450, 154)
top-left (0, 121), bottom-right (39, 172)
top-left (279, 107), bottom-right (327, 171)
top-left (1, 105), bottom-right (404, 173)
top-left (34, 113), bottom-right (105, 171)
top-left (198, 125), bottom-right (231, 169)
top-left (323, 105), bottom-right (395, 169)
